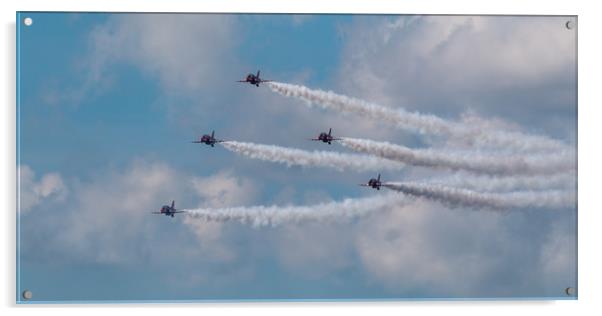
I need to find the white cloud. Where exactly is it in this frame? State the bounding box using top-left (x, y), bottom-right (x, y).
top-left (189, 169), bottom-right (259, 208)
top-left (272, 222), bottom-right (356, 280)
top-left (340, 16), bottom-right (574, 100)
top-left (336, 16), bottom-right (576, 138)
top-left (355, 201), bottom-right (460, 294)
top-left (52, 13), bottom-right (240, 107)
top-left (538, 219), bottom-right (577, 291)
top-left (21, 160), bottom-right (258, 268)
top-left (18, 165), bottom-right (67, 213)
top-left (184, 169), bottom-right (260, 262)
top-left (88, 14), bottom-right (238, 94)
top-left (49, 160), bottom-right (185, 264)
top-left (19, 160), bottom-right (576, 297)
top-left (353, 199), bottom-right (575, 297)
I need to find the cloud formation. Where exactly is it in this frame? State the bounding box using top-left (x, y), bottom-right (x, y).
top-left (354, 200), bottom-right (575, 297)
top-left (189, 169), bottom-right (259, 208)
top-left (336, 16), bottom-right (576, 139)
top-left (18, 165), bottom-right (67, 213)
top-left (20, 161), bottom-right (258, 267)
top-left (87, 14), bottom-right (238, 94)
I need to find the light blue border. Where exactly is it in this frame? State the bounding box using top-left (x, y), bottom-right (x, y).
top-left (16, 11), bottom-right (22, 304)
top-left (15, 296), bottom-right (578, 304)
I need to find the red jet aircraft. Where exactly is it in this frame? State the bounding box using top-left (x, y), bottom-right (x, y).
top-left (237, 70), bottom-right (272, 87)
top-left (310, 128), bottom-right (341, 145)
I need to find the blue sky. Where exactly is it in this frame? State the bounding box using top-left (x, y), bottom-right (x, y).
top-left (17, 13), bottom-right (577, 302)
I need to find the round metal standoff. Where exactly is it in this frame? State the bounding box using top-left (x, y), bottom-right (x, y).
top-left (22, 290), bottom-right (33, 300)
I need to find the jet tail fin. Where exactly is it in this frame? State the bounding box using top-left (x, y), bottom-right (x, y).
top-left (171, 200), bottom-right (175, 209)
top-left (328, 128), bottom-right (332, 136)
top-left (211, 130), bottom-right (215, 138)
top-left (257, 70), bottom-right (260, 78)
top-left (377, 174), bottom-right (381, 181)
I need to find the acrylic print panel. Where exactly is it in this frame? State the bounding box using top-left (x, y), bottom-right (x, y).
top-left (16, 12), bottom-right (577, 302)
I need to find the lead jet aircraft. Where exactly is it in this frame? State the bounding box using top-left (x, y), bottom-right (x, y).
top-left (237, 70), bottom-right (272, 87)
top-left (192, 130), bottom-right (223, 147)
top-left (151, 200), bottom-right (184, 218)
top-left (310, 128), bottom-right (341, 145)
top-left (360, 174), bottom-right (382, 190)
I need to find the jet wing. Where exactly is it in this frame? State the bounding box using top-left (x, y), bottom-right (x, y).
top-left (151, 212), bottom-right (162, 214)
top-left (173, 211), bottom-right (185, 213)
top-left (358, 184), bottom-right (370, 187)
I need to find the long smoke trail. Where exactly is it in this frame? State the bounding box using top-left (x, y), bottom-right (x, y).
top-left (382, 182), bottom-right (575, 210)
top-left (339, 137), bottom-right (574, 175)
top-left (267, 82), bottom-right (570, 152)
top-left (429, 172), bottom-right (575, 192)
top-left (220, 141), bottom-right (405, 172)
top-left (184, 193), bottom-right (406, 227)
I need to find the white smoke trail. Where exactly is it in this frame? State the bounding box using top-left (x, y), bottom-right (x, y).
top-left (382, 182), bottom-right (575, 210)
top-left (267, 82), bottom-right (451, 134)
top-left (339, 137), bottom-right (574, 175)
top-left (429, 172), bottom-right (575, 192)
top-left (221, 141), bottom-right (405, 172)
top-left (184, 193), bottom-right (406, 227)
top-left (267, 82), bottom-right (570, 152)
